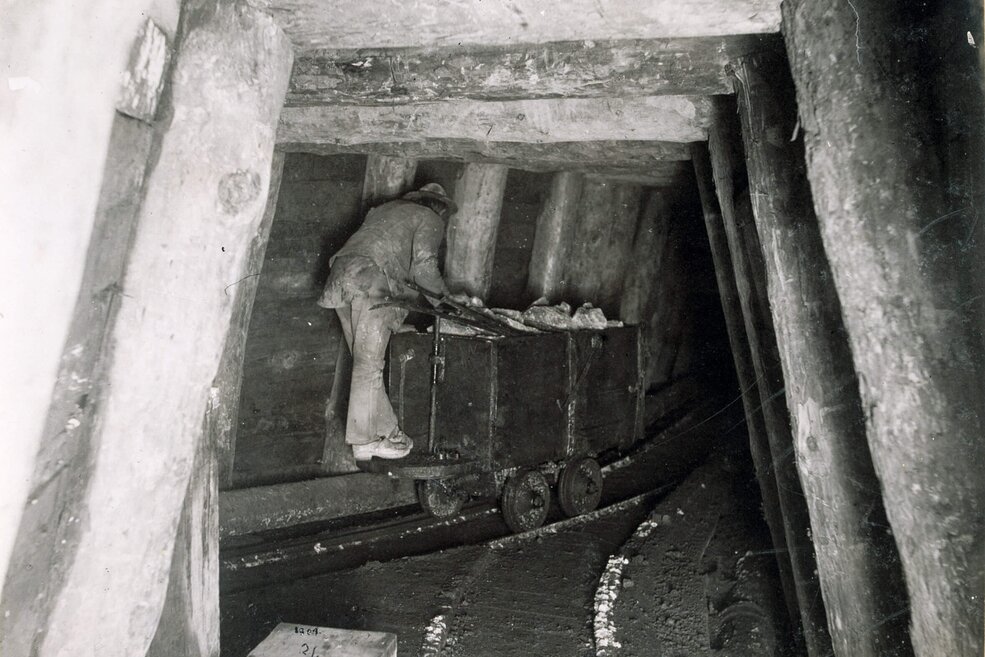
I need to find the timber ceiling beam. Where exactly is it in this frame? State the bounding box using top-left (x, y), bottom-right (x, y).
top-left (256, 0), bottom-right (781, 52)
top-left (278, 95), bottom-right (712, 146)
top-left (582, 166), bottom-right (692, 187)
top-left (277, 140), bottom-right (693, 170)
top-left (287, 35), bottom-right (779, 106)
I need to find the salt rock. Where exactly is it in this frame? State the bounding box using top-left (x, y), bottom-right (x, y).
top-left (571, 303), bottom-right (607, 330)
top-left (521, 304), bottom-right (574, 330)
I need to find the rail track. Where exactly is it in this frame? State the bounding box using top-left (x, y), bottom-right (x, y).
top-left (220, 397), bottom-right (736, 594)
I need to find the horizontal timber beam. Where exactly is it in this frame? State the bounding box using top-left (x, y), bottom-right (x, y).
top-left (278, 96), bottom-right (713, 145)
top-left (287, 35), bottom-right (779, 106)
top-left (258, 0), bottom-right (781, 52)
top-left (278, 139), bottom-right (692, 167)
top-left (219, 475), bottom-right (416, 538)
top-left (583, 166), bottom-right (691, 187)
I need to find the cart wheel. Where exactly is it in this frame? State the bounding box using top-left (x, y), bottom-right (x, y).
top-left (557, 457), bottom-right (603, 517)
top-left (501, 469), bottom-right (550, 533)
top-left (417, 479), bottom-right (466, 518)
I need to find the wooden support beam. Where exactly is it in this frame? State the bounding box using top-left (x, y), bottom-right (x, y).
top-left (734, 49), bottom-right (913, 657)
top-left (278, 96), bottom-right (713, 146)
top-left (360, 155), bottom-right (419, 208)
top-left (526, 172), bottom-right (583, 301)
top-left (287, 35), bottom-right (778, 105)
top-left (596, 185), bottom-right (643, 317)
top-left (708, 98), bottom-right (832, 657)
top-left (12, 4), bottom-right (293, 656)
top-left (279, 139), bottom-right (692, 167)
top-left (619, 190), bottom-right (674, 325)
top-left (563, 179), bottom-right (616, 306)
top-left (446, 163), bottom-right (509, 299)
top-left (691, 143), bottom-right (800, 643)
top-left (643, 213), bottom-right (691, 387)
top-left (581, 169), bottom-right (688, 188)
top-left (219, 474), bottom-right (416, 538)
top-left (258, 0), bottom-right (781, 52)
top-left (323, 155), bottom-right (419, 474)
top-left (783, 3), bottom-right (985, 655)
top-left (0, 2), bottom-right (178, 601)
top-left (0, 113), bottom-right (160, 657)
top-left (216, 155), bottom-right (285, 490)
top-left (147, 397), bottom-right (220, 657)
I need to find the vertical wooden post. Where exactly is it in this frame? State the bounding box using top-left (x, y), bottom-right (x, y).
top-left (158, 142), bottom-right (306, 639)
top-left (783, 3), bottom-right (985, 655)
top-left (619, 189), bottom-right (673, 325)
top-left (596, 184), bottom-right (643, 317)
top-left (146, 395), bottom-right (221, 657)
top-left (527, 171), bottom-right (583, 301)
top-left (23, 4), bottom-right (293, 656)
top-left (563, 179), bottom-right (616, 305)
top-left (216, 154), bottom-right (285, 489)
top-left (708, 98), bottom-right (832, 657)
top-left (691, 144), bottom-right (800, 638)
top-left (446, 163), bottom-right (509, 299)
top-left (733, 49), bottom-right (912, 657)
top-left (643, 212), bottom-right (700, 389)
top-left (361, 155), bottom-right (418, 209)
top-left (322, 155), bottom-right (418, 474)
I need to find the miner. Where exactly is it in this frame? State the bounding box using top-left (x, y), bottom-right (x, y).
top-left (318, 183), bottom-right (457, 461)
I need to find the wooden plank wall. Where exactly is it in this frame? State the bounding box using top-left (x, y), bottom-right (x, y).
top-left (231, 154), bottom-right (365, 487)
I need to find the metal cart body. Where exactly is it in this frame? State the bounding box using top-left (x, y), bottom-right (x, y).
top-left (361, 324), bottom-right (645, 529)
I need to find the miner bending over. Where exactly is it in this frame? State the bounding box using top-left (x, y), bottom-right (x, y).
top-left (318, 183), bottom-right (456, 461)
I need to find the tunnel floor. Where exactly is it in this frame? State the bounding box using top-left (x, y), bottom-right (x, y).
top-left (220, 400), bottom-right (788, 657)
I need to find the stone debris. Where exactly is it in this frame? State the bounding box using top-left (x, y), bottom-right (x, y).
top-left (423, 289), bottom-right (630, 337)
top-left (572, 304), bottom-right (608, 330)
top-left (594, 554), bottom-right (628, 656)
top-left (592, 516), bottom-right (663, 656)
top-left (420, 612), bottom-right (449, 657)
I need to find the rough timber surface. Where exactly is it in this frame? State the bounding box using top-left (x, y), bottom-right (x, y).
top-left (287, 35), bottom-right (778, 106)
top-left (277, 96), bottom-right (714, 146)
top-left (4, 4), bottom-right (293, 657)
top-left (734, 49), bottom-right (911, 657)
top-left (783, 3), bottom-right (985, 655)
top-left (257, 0), bottom-right (781, 51)
top-left (279, 140), bottom-right (692, 168)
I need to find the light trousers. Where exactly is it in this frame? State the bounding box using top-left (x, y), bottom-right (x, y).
top-left (335, 296), bottom-right (409, 446)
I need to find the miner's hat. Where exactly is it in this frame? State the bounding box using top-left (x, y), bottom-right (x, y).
top-left (403, 182), bottom-right (458, 215)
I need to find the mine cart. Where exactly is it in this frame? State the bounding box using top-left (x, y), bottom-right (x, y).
top-left (360, 321), bottom-right (645, 533)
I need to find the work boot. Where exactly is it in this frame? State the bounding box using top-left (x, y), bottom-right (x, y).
top-left (351, 430), bottom-right (413, 461)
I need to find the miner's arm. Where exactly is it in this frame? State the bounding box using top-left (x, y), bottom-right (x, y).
top-left (410, 215), bottom-right (450, 304)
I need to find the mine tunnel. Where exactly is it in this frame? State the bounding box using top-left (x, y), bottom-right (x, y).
top-left (2, 2), bottom-right (983, 657)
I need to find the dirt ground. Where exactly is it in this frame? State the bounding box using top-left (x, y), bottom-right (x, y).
top-left (221, 456), bottom-right (790, 657)
top-left (221, 396), bottom-right (791, 657)
top-left (609, 457), bottom-right (789, 657)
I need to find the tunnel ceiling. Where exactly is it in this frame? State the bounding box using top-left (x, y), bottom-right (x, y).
top-left (261, 0), bottom-right (784, 190)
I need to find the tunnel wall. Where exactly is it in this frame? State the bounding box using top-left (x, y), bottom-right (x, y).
top-left (232, 154), bottom-right (365, 487)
